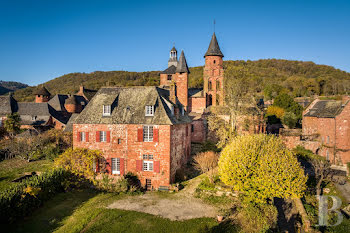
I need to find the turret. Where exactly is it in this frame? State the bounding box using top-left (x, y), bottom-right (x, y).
top-left (175, 50), bottom-right (189, 110)
top-left (65, 95), bottom-right (82, 113)
top-left (34, 86), bottom-right (51, 103)
top-left (168, 46), bottom-right (178, 67)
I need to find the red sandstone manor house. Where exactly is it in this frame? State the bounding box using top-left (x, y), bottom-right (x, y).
top-left (302, 98), bottom-right (350, 165)
top-left (73, 86), bottom-right (192, 190)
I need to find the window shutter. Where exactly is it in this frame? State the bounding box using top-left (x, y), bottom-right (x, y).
top-left (137, 128), bottom-right (143, 142)
top-left (107, 131), bottom-right (111, 143)
top-left (153, 128), bottom-right (159, 142)
top-left (86, 132), bottom-right (89, 142)
top-left (77, 132), bottom-right (81, 142)
top-left (106, 158), bottom-right (112, 174)
top-left (154, 161), bottom-right (160, 173)
top-left (136, 160), bottom-right (142, 171)
top-left (120, 158), bottom-right (125, 175)
top-left (96, 131), bottom-right (100, 142)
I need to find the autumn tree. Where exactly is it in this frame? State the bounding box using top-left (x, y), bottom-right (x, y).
top-left (4, 113), bottom-right (21, 138)
top-left (219, 134), bottom-right (307, 204)
top-left (193, 151), bottom-right (219, 183)
top-left (54, 148), bottom-right (103, 177)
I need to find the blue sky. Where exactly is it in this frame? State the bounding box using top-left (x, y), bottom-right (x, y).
top-left (0, 0), bottom-right (349, 86)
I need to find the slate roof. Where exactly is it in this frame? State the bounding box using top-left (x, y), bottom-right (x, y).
top-left (64, 113), bottom-right (79, 132)
top-left (161, 65), bottom-right (177, 74)
top-left (74, 86), bottom-right (191, 125)
top-left (0, 95), bottom-right (17, 116)
top-left (304, 100), bottom-right (345, 118)
top-left (188, 88), bottom-right (204, 98)
top-left (17, 102), bottom-right (52, 125)
top-left (76, 87), bottom-right (97, 101)
top-left (33, 86), bottom-right (51, 96)
top-left (48, 94), bottom-right (87, 112)
top-left (176, 51), bottom-right (190, 73)
top-left (204, 33), bottom-right (224, 57)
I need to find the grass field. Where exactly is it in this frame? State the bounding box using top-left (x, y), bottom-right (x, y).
top-left (0, 158), bottom-right (53, 191)
top-left (3, 190), bottom-right (239, 233)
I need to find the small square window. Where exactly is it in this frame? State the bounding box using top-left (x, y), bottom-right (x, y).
top-left (167, 75), bottom-right (172, 81)
top-left (145, 105), bottom-right (154, 116)
top-left (103, 105), bottom-right (111, 116)
top-left (118, 138), bottom-right (121, 144)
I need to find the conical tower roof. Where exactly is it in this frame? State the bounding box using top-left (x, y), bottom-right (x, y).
top-left (170, 46), bottom-right (177, 52)
top-left (204, 33), bottom-right (224, 57)
top-left (34, 86), bottom-right (51, 96)
top-left (176, 51), bottom-right (190, 73)
top-left (65, 95), bottom-right (78, 105)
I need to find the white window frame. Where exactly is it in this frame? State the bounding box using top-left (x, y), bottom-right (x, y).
top-left (145, 105), bottom-right (154, 116)
top-left (32, 116), bottom-right (37, 121)
top-left (100, 131), bottom-right (107, 142)
top-left (103, 105), bottom-right (111, 116)
top-left (143, 125), bottom-right (153, 142)
top-left (143, 154), bottom-right (153, 160)
top-left (111, 158), bottom-right (120, 174)
top-left (143, 160), bottom-right (153, 171)
top-left (80, 132), bottom-right (86, 142)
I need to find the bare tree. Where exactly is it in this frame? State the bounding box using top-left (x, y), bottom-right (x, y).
top-left (193, 151), bottom-right (219, 183)
top-left (310, 157), bottom-right (332, 196)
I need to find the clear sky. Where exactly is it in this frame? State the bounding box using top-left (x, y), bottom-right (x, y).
top-left (0, 0), bottom-right (349, 86)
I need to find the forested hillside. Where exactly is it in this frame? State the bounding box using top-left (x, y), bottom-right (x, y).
top-left (0, 81), bottom-right (28, 95)
top-left (13, 59), bottom-right (350, 102)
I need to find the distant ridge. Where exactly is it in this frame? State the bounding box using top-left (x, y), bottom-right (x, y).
top-left (0, 80), bottom-right (28, 95)
top-left (13, 59), bottom-right (350, 102)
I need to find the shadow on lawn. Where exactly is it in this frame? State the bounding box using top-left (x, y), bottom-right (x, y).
top-left (200, 220), bottom-right (239, 233)
top-left (1, 189), bottom-right (98, 233)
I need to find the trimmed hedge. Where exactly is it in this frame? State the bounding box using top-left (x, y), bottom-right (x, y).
top-left (0, 169), bottom-right (71, 223)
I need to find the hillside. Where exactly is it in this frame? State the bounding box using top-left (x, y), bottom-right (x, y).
top-left (0, 81), bottom-right (28, 96)
top-left (13, 59), bottom-right (350, 102)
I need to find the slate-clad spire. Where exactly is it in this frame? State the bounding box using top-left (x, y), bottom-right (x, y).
top-left (176, 50), bottom-right (190, 73)
top-left (204, 32), bottom-right (224, 58)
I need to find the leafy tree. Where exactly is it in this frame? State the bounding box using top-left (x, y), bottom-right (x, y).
top-left (193, 151), bottom-right (219, 183)
top-left (282, 112), bottom-right (298, 129)
top-left (54, 148), bottom-right (103, 177)
top-left (273, 92), bottom-right (303, 120)
top-left (4, 113), bottom-right (21, 137)
top-left (219, 134), bottom-right (307, 204)
top-left (266, 106), bottom-right (285, 119)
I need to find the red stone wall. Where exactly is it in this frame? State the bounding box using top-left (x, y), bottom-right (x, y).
top-left (174, 72), bottom-right (188, 110)
top-left (73, 123), bottom-right (191, 189)
top-left (65, 103), bottom-right (82, 113)
top-left (335, 103), bottom-right (350, 164)
top-left (188, 97), bottom-right (206, 113)
top-left (191, 119), bottom-right (206, 143)
top-left (203, 56), bottom-right (224, 106)
top-left (160, 74), bottom-right (174, 86)
top-left (35, 95), bottom-right (50, 103)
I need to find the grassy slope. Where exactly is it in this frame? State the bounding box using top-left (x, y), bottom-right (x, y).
top-left (0, 158), bottom-right (53, 191)
top-left (3, 190), bottom-right (238, 233)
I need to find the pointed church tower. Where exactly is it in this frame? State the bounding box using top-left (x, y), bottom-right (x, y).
top-left (175, 50), bottom-right (190, 110)
top-left (168, 46), bottom-right (178, 67)
top-left (203, 33), bottom-right (224, 106)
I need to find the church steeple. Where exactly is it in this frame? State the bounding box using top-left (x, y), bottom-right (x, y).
top-left (204, 33), bottom-right (224, 58)
top-left (168, 46), bottom-right (178, 67)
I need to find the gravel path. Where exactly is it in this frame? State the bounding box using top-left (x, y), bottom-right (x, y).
top-left (107, 176), bottom-right (218, 220)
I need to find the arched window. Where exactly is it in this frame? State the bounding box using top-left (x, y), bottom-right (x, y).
top-left (216, 80), bottom-right (221, 90)
top-left (208, 81), bottom-right (212, 91)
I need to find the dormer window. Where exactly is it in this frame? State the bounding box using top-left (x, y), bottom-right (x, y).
top-left (103, 105), bottom-right (111, 116)
top-left (31, 116), bottom-right (37, 121)
top-left (145, 105), bottom-right (154, 116)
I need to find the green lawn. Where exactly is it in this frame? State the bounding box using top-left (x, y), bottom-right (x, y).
top-left (3, 190), bottom-right (238, 233)
top-left (0, 158), bottom-right (53, 191)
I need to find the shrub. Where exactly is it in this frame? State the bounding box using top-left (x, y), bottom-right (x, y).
top-left (54, 148), bottom-right (103, 177)
top-left (237, 202), bottom-right (278, 233)
top-left (266, 105), bottom-right (285, 119)
top-left (219, 134), bottom-right (307, 204)
top-left (193, 151), bottom-right (219, 183)
top-left (282, 112), bottom-right (298, 128)
top-left (0, 169), bottom-right (73, 223)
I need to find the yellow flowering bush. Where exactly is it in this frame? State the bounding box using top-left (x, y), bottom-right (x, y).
top-left (219, 134), bottom-right (307, 204)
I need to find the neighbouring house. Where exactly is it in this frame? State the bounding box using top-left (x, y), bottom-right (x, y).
top-left (72, 86), bottom-right (192, 190)
top-left (282, 97), bottom-right (350, 166)
top-left (0, 85), bottom-right (96, 131)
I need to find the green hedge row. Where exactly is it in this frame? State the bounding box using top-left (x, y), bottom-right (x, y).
top-left (0, 169), bottom-right (71, 223)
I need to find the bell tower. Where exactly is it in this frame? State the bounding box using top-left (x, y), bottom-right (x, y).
top-left (168, 46), bottom-right (178, 67)
top-left (203, 33), bottom-right (224, 107)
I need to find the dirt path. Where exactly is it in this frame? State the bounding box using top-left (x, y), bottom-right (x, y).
top-left (107, 176), bottom-right (218, 220)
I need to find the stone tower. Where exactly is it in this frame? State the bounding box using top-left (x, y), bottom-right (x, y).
top-left (34, 86), bottom-right (51, 103)
top-left (168, 46), bottom-right (178, 67)
top-left (203, 33), bottom-right (224, 106)
top-left (175, 50), bottom-right (190, 110)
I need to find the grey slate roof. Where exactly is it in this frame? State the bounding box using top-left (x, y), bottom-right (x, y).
top-left (188, 88), bottom-right (204, 98)
top-left (74, 86), bottom-right (191, 125)
top-left (175, 51), bottom-right (190, 73)
top-left (33, 86), bottom-right (51, 96)
top-left (77, 87), bottom-right (97, 101)
top-left (17, 102), bottom-right (52, 125)
top-left (0, 95), bottom-right (17, 116)
top-left (204, 33), bottom-right (224, 57)
top-left (64, 113), bottom-right (79, 132)
top-left (304, 100), bottom-right (345, 118)
top-left (161, 65), bottom-right (177, 74)
top-left (48, 94), bottom-right (87, 111)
